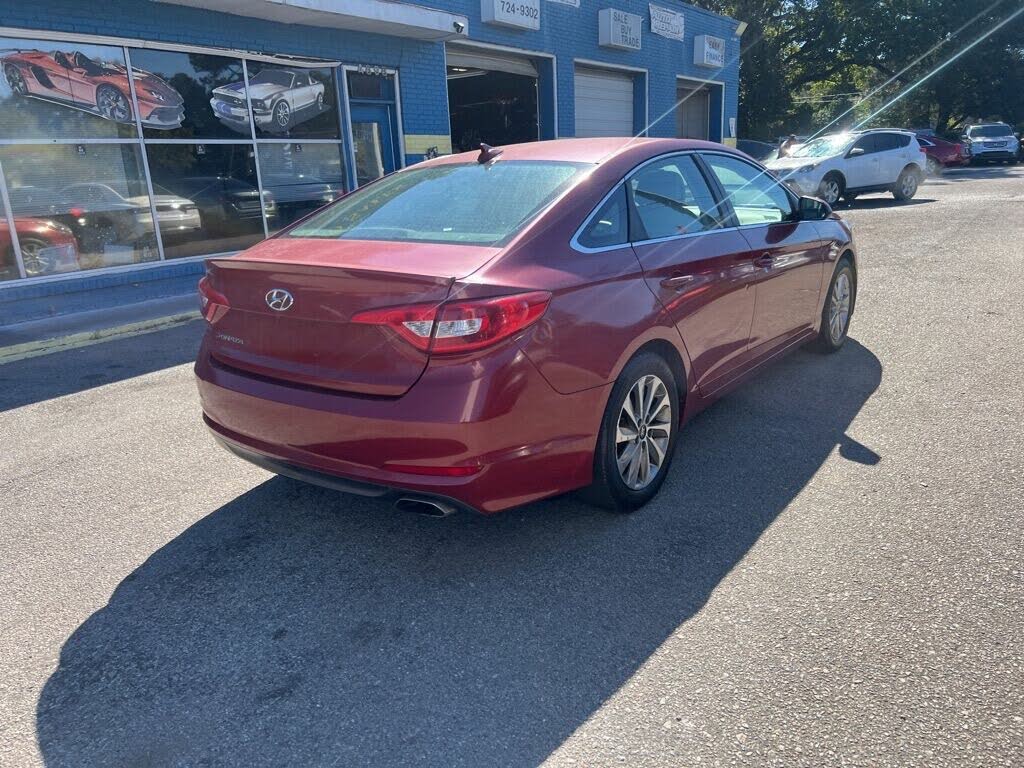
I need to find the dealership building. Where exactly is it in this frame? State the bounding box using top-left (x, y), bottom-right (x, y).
top-left (0, 0), bottom-right (740, 324)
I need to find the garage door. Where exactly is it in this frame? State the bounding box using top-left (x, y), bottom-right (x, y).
top-left (574, 66), bottom-right (635, 138)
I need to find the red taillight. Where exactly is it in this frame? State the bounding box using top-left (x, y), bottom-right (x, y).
top-left (69, 207), bottom-right (85, 218)
top-left (352, 291), bottom-right (551, 354)
top-left (198, 275), bottom-right (229, 321)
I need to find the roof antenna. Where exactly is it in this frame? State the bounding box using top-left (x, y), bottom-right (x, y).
top-left (477, 143), bottom-right (504, 164)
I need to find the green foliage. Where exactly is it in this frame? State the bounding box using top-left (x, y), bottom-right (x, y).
top-left (696, 0), bottom-right (1024, 140)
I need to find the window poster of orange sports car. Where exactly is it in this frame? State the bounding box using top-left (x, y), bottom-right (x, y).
top-left (0, 37), bottom-right (183, 139)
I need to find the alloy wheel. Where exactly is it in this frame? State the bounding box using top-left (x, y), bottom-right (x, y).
top-left (616, 374), bottom-right (673, 490)
top-left (18, 238), bottom-right (52, 277)
top-left (829, 272), bottom-right (851, 343)
top-left (6, 66), bottom-right (26, 94)
top-left (819, 178), bottom-right (841, 205)
top-left (901, 172), bottom-right (918, 197)
top-left (274, 101), bottom-right (290, 128)
top-left (98, 88), bottom-right (130, 121)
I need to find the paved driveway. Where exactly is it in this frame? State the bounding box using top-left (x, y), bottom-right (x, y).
top-left (1, 165), bottom-right (1022, 767)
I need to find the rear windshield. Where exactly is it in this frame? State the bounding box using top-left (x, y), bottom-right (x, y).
top-left (968, 125), bottom-right (1012, 138)
top-left (287, 161), bottom-right (591, 246)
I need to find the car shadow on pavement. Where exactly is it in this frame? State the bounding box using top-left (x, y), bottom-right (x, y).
top-left (0, 320), bottom-right (204, 413)
top-left (840, 197), bottom-right (935, 210)
top-left (36, 340), bottom-right (882, 768)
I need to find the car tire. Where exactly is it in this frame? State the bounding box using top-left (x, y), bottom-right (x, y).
top-left (817, 173), bottom-right (844, 206)
top-left (16, 237), bottom-right (53, 277)
top-left (4, 64), bottom-right (27, 95)
top-left (272, 100), bottom-right (291, 130)
top-left (316, 92), bottom-right (324, 111)
top-left (96, 84), bottom-right (131, 122)
top-left (811, 258), bottom-right (856, 353)
top-left (926, 157), bottom-right (942, 176)
top-left (583, 352), bottom-right (681, 512)
top-left (892, 167), bottom-right (920, 201)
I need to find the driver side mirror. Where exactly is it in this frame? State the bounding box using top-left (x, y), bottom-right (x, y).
top-left (847, 146), bottom-right (865, 157)
top-left (797, 196), bottom-right (831, 221)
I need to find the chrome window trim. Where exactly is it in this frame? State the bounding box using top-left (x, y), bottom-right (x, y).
top-left (570, 149), bottom-right (774, 254)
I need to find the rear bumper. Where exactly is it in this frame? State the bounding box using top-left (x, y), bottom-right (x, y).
top-left (195, 337), bottom-right (609, 513)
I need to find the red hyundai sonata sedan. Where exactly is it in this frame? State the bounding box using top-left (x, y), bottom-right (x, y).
top-left (195, 138), bottom-right (856, 515)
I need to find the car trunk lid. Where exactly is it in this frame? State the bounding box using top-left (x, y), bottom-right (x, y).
top-left (204, 237), bottom-right (501, 396)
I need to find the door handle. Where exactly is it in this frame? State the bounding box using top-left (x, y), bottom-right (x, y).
top-left (753, 252), bottom-right (774, 269)
top-left (660, 273), bottom-right (695, 290)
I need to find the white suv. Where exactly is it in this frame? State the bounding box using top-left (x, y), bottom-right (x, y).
top-left (766, 130), bottom-right (926, 205)
top-left (961, 123), bottom-right (1020, 164)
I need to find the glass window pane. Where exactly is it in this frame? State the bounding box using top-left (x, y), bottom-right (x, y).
top-left (1, 144), bottom-right (156, 273)
top-left (352, 121), bottom-right (386, 187)
top-left (145, 143), bottom-right (264, 258)
top-left (346, 71), bottom-right (394, 101)
top-left (579, 186), bottom-right (628, 249)
top-left (127, 49), bottom-right (246, 139)
top-left (0, 37), bottom-right (138, 139)
top-left (703, 153), bottom-right (794, 226)
top-left (629, 155), bottom-right (723, 238)
top-left (288, 161), bottom-right (588, 246)
top-left (257, 142), bottom-right (345, 232)
top-left (248, 64), bottom-right (340, 139)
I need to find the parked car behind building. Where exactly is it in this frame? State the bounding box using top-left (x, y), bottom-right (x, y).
top-left (961, 123), bottom-right (1020, 164)
top-left (767, 129), bottom-right (926, 205)
top-left (914, 133), bottom-right (969, 174)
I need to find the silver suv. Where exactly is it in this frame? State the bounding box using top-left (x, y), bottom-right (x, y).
top-left (962, 123), bottom-right (1020, 164)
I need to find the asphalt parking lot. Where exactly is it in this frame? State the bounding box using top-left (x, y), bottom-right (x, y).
top-left (1, 164), bottom-right (1022, 767)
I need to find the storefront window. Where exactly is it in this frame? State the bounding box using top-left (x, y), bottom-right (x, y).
top-left (257, 142), bottom-right (345, 232)
top-left (146, 143), bottom-right (264, 258)
top-left (0, 37), bottom-right (139, 140)
top-left (127, 49), bottom-right (247, 139)
top-left (0, 34), bottom-right (354, 281)
top-left (0, 144), bottom-right (156, 273)
top-left (248, 64), bottom-right (340, 139)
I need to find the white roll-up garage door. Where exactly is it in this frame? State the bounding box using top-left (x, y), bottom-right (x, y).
top-left (574, 66), bottom-right (635, 138)
top-left (446, 48), bottom-right (538, 78)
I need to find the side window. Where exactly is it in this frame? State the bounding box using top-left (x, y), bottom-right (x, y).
top-left (628, 155), bottom-right (722, 239)
top-left (852, 134), bottom-right (877, 155)
top-left (895, 133), bottom-right (911, 148)
top-left (578, 186), bottom-right (629, 249)
top-left (875, 133), bottom-right (899, 152)
top-left (702, 153), bottom-right (794, 226)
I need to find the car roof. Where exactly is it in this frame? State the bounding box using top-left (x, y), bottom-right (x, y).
top-left (421, 137), bottom-right (736, 167)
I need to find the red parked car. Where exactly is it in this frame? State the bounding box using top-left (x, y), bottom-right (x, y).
top-left (914, 133), bottom-right (969, 174)
top-left (1, 216), bottom-right (79, 279)
top-left (196, 138), bottom-right (857, 515)
top-left (2, 49), bottom-right (184, 128)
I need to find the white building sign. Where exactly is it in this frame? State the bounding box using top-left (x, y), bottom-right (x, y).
top-left (482, 0), bottom-right (541, 30)
top-left (599, 8), bottom-right (642, 50)
top-left (694, 34), bottom-right (726, 67)
top-left (547, 0), bottom-right (579, 6)
top-left (649, 4), bottom-right (684, 41)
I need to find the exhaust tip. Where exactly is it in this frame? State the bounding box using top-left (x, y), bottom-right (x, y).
top-left (394, 496), bottom-right (457, 518)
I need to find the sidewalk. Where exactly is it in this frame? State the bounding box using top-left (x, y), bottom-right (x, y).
top-left (0, 293), bottom-right (201, 365)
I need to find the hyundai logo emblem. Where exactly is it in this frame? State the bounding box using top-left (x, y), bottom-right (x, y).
top-left (265, 288), bottom-right (294, 312)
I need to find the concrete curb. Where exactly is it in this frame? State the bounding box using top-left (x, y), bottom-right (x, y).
top-left (0, 311), bottom-right (201, 365)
